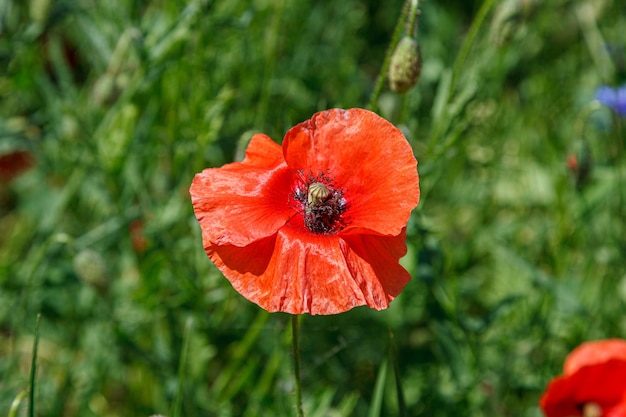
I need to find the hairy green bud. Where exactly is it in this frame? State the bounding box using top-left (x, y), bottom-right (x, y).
top-left (388, 36), bottom-right (422, 94)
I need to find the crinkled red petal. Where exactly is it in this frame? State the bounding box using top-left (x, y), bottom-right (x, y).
top-left (207, 234), bottom-right (277, 299)
top-left (282, 108), bottom-right (419, 237)
top-left (208, 217), bottom-right (411, 315)
top-left (540, 360), bottom-right (626, 417)
top-left (341, 228), bottom-right (411, 299)
top-left (190, 134), bottom-right (295, 247)
top-left (240, 133), bottom-right (286, 168)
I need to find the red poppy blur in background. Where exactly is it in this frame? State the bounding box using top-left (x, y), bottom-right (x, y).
top-left (0, 150), bottom-right (34, 183)
top-left (540, 339), bottom-right (626, 417)
top-left (129, 219), bottom-right (149, 253)
top-left (190, 108), bottom-right (420, 315)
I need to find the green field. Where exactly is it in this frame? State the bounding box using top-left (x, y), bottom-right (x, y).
top-left (1, 0), bottom-right (625, 416)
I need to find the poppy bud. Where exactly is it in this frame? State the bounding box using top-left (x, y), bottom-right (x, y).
top-left (388, 36), bottom-right (421, 94)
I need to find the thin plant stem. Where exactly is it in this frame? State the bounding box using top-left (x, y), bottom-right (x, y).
top-left (388, 330), bottom-right (407, 417)
top-left (368, 0), bottom-right (417, 111)
top-left (614, 115), bottom-right (624, 216)
top-left (291, 315), bottom-right (304, 417)
top-left (405, 0), bottom-right (420, 37)
top-left (368, 358), bottom-right (388, 417)
top-left (29, 313), bottom-right (41, 417)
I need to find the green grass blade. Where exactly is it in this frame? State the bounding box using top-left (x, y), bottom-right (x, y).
top-left (8, 390), bottom-right (28, 417)
top-left (213, 310), bottom-right (269, 400)
top-left (389, 331), bottom-right (408, 417)
top-left (170, 317), bottom-right (193, 417)
top-left (368, 357), bottom-right (388, 417)
top-left (28, 313), bottom-right (41, 417)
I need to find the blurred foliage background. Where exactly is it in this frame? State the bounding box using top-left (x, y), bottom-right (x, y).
top-left (1, 0), bottom-right (625, 416)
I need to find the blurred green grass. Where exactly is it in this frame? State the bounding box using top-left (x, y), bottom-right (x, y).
top-left (1, 0), bottom-right (625, 416)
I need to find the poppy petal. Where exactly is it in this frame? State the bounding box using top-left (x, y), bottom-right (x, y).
top-left (605, 396), bottom-right (626, 417)
top-left (190, 134), bottom-right (295, 247)
top-left (282, 108), bottom-right (419, 236)
top-left (207, 234), bottom-right (277, 291)
top-left (208, 219), bottom-right (410, 315)
top-left (539, 339), bottom-right (626, 417)
top-left (540, 360), bottom-right (626, 417)
top-left (260, 224), bottom-right (371, 314)
top-left (240, 133), bottom-right (285, 168)
top-left (564, 339), bottom-right (626, 375)
top-left (341, 229), bottom-right (411, 299)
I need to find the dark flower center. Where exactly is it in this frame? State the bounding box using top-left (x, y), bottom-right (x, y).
top-left (292, 172), bottom-right (347, 234)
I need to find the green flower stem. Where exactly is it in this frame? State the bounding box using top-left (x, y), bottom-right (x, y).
top-left (368, 0), bottom-right (418, 111)
top-left (615, 116), bottom-right (624, 215)
top-left (405, 0), bottom-right (420, 37)
top-left (292, 315), bottom-right (304, 417)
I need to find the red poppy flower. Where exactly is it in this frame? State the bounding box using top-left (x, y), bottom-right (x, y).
top-left (540, 339), bottom-right (626, 417)
top-left (190, 108), bottom-right (419, 315)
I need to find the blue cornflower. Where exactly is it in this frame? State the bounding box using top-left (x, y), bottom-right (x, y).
top-left (596, 84), bottom-right (626, 116)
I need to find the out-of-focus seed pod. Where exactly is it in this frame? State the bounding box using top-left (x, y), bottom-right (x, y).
top-left (73, 249), bottom-right (108, 291)
top-left (388, 36), bottom-right (421, 94)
